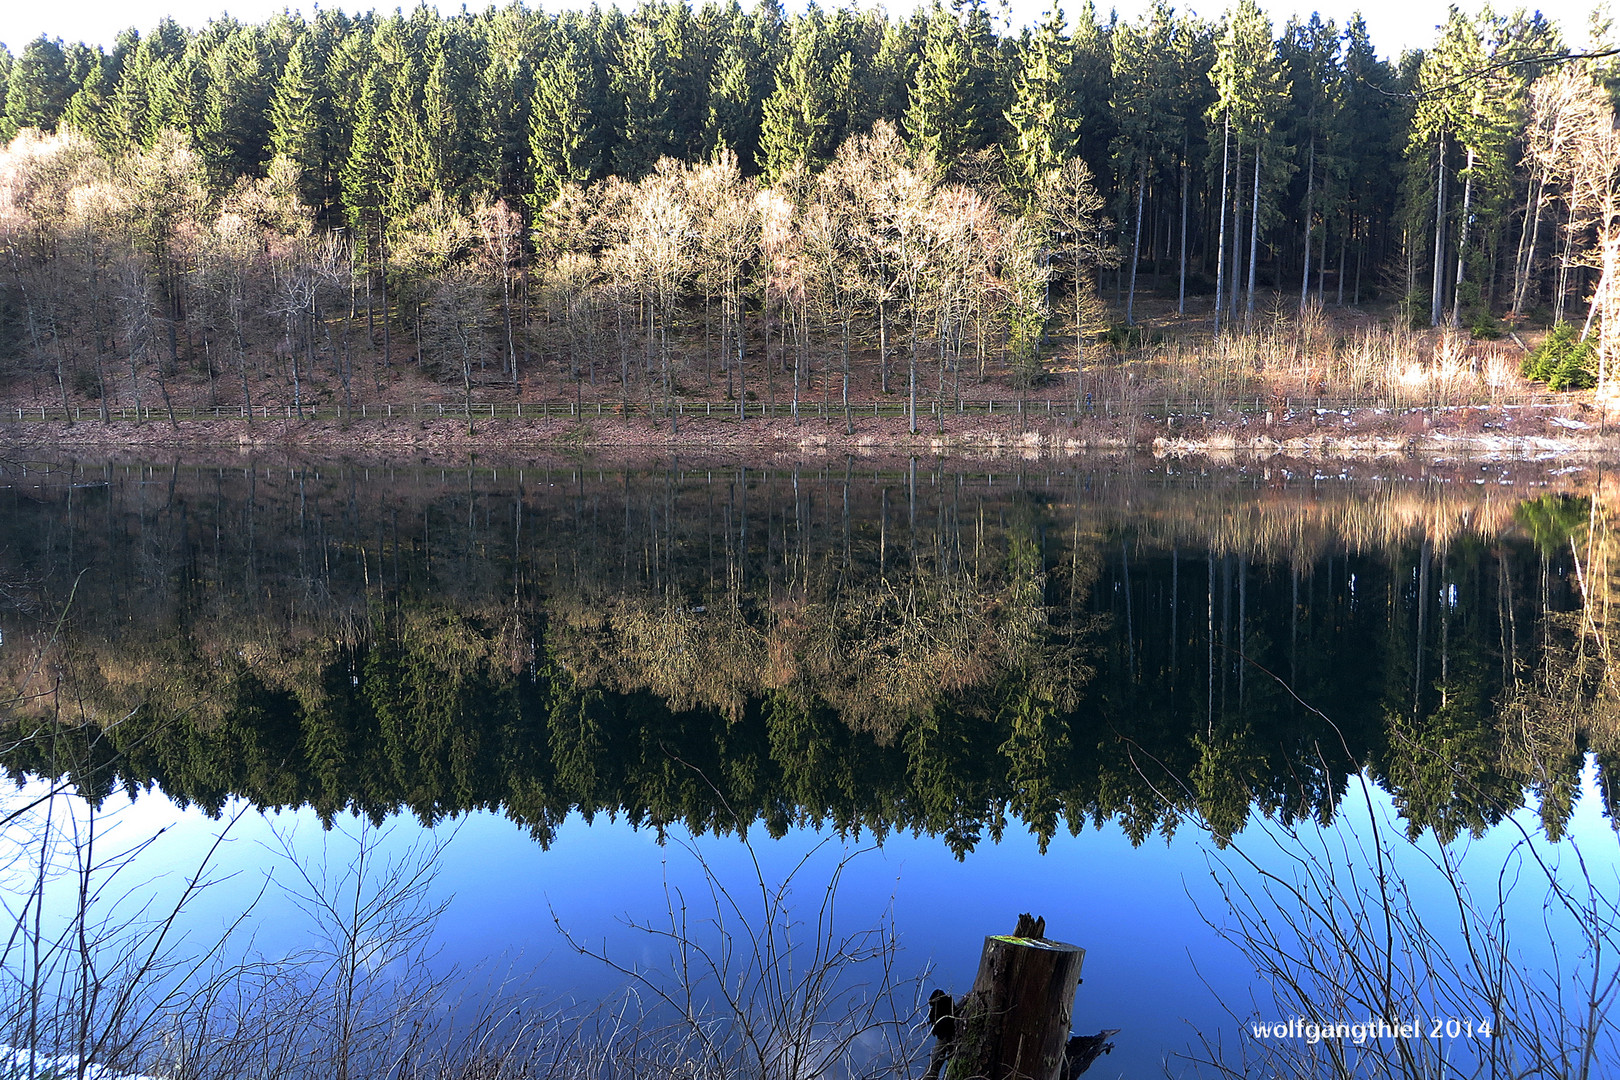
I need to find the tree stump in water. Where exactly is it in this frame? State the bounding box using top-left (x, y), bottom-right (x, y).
top-left (941, 920), bottom-right (1086, 1080)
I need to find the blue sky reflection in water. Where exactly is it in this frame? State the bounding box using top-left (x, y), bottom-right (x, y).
top-left (13, 757), bottom-right (1613, 1080)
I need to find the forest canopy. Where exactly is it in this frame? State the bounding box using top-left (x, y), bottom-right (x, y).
top-left (1, 1), bottom-right (1618, 419)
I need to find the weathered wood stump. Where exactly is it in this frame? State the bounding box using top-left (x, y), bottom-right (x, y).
top-left (939, 916), bottom-right (1086, 1080)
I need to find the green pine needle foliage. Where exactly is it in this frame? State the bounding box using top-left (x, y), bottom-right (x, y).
top-left (1522, 323), bottom-right (1596, 391)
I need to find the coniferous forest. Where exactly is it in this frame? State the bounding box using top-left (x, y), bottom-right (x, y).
top-left (0, 1), bottom-right (1617, 425)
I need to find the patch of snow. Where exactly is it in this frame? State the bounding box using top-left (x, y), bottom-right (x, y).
top-left (0, 1047), bottom-right (156, 1080)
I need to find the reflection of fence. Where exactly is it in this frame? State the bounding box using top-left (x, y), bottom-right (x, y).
top-left (4, 394), bottom-right (1583, 424)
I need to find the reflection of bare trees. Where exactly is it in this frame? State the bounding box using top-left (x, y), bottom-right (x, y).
top-left (549, 530), bottom-right (1090, 740)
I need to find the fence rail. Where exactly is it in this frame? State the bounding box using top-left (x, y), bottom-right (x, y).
top-left (3, 393), bottom-right (1582, 425)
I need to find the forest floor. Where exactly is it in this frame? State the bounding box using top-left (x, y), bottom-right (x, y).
top-left (3, 291), bottom-right (1611, 464)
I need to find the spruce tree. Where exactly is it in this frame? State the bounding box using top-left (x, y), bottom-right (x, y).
top-left (1166, 11), bottom-right (1215, 315)
top-left (1339, 15), bottom-right (1400, 306)
top-left (1004, 4), bottom-right (1075, 197)
top-left (612, 5), bottom-right (673, 176)
top-left (868, 15), bottom-right (921, 132)
top-left (759, 10), bottom-right (847, 180)
top-left (650, 0), bottom-right (710, 162)
top-left (476, 6), bottom-right (539, 202)
top-left (1408, 8), bottom-right (1497, 325)
top-left (905, 3), bottom-right (973, 159)
top-left (340, 62), bottom-right (388, 236)
top-left (1110, 1), bottom-right (1179, 323)
top-left (62, 44), bottom-right (97, 95)
top-left (270, 26), bottom-right (339, 212)
top-left (199, 24), bottom-right (276, 190)
top-left (704, 8), bottom-right (766, 168)
top-left (1067, 1), bottom-right (1116, 191)
top-left (1208, 0), bottom-right (1288, 325)
top-left (837, 6), bottom-right (895, 138)
top-left (530, 36), bottom-right (600, 202)
top-left (0, 48), bottom-right (12, 129)
top-left (2, 36), bottom-right (75, 138)
top-left (420, 47), bottom-right (465, 201)
top-left (61, 51), bottom-right (117, 149)
top-left (103, 17), bottom-right (189, 152)
top-left (1279, 13), bottom-right (1340, 309)
top-left (377, 16), bottom-right (432, 220)
top-left (146, 33), bottom-right (208, 148)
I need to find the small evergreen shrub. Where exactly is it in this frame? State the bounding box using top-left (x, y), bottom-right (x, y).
top-left (1105, 323), bottom-right (1146, 351)
top-left (1401, 290), bottom-right (1431, 329)
top-left (71, 366), bottom-right (103, 399)
top-left (1522, 323), bottom-right (1596, 390)
top-left (1469, 312), bottom-right (1503, 340)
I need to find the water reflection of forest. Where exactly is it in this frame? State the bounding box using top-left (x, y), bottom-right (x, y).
top-left (1, 460), bottom-right (1615, 854)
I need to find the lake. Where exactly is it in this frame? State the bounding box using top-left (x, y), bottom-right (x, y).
top-left (0, 455), bottom-right (1615, 1079)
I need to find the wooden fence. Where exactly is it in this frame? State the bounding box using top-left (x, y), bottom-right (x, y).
top-left (3, 393), bottom-right (1579, 425)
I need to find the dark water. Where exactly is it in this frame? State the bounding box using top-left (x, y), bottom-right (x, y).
top-left (1, 457), bottom-right (1616, 1076)
top-left (0, 458), bottom-right (1609, 847)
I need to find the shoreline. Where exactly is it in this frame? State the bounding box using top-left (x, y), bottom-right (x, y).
top-left (5, 404), bottom-right (1620, 466)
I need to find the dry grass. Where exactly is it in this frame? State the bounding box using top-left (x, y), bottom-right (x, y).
top-left (1124, 312), bottom-right (1537, 411)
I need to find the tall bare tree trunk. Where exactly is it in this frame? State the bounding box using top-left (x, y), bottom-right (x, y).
top-left (1300, 139), bottom-right (1315, 311)
top-left (1230, 142), bottom-right (1245, 321)
top-left (1127, 161), bottom-right (1147, 325)
top-left (1451, 146), bottom-right (1476, 327)
top-left (1513, 167), bottom-right (1544, 313)
top-left (842, 313), bottom-right (853, 435)
top-left (1337, 220), bottom-right (1348, 306)
top-left (736, 280), bottom-right (746, 418)
top-left (791, 302), bottom-right (801, 422)
top-left (1215, 115), bottom-right (1230, 334)
top-left (503, 261), bottom-right (517, 387)
top-left (1179, 137), bottom-right (1190, 316)
top-left (1246, 145), bottom-right (1262, 322)
top-left (879, 300), bottom-right (889, 394)
top-left (1431, 136), bottom-right (1447, 327)
top-left (909, 309), bottom-right (919, 435)
top-left (1557, 199), bottom-right (1577, 325)
top-left (380, 219), bottom-right (391, 367)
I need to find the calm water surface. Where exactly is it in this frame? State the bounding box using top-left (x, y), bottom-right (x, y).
top-left (1, 457), bottom-right (1616, 1077)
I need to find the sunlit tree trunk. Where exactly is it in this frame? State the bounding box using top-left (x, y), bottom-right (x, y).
top-left (1127, 162), bottom-right (1146, 325)
top-left (1179, 138), bottom-right (1189, 317)
top-left (1432, 136), bottom-right (1447, 327)
top-left (1300, 139), bottom-right (1315, 311)
top-left (1245, 145), bottom-right (1261, 322)
top-left (1451, 146), bottom-right (1476, 327)
top-left (1215, 114), bottom-right (1230, 335)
